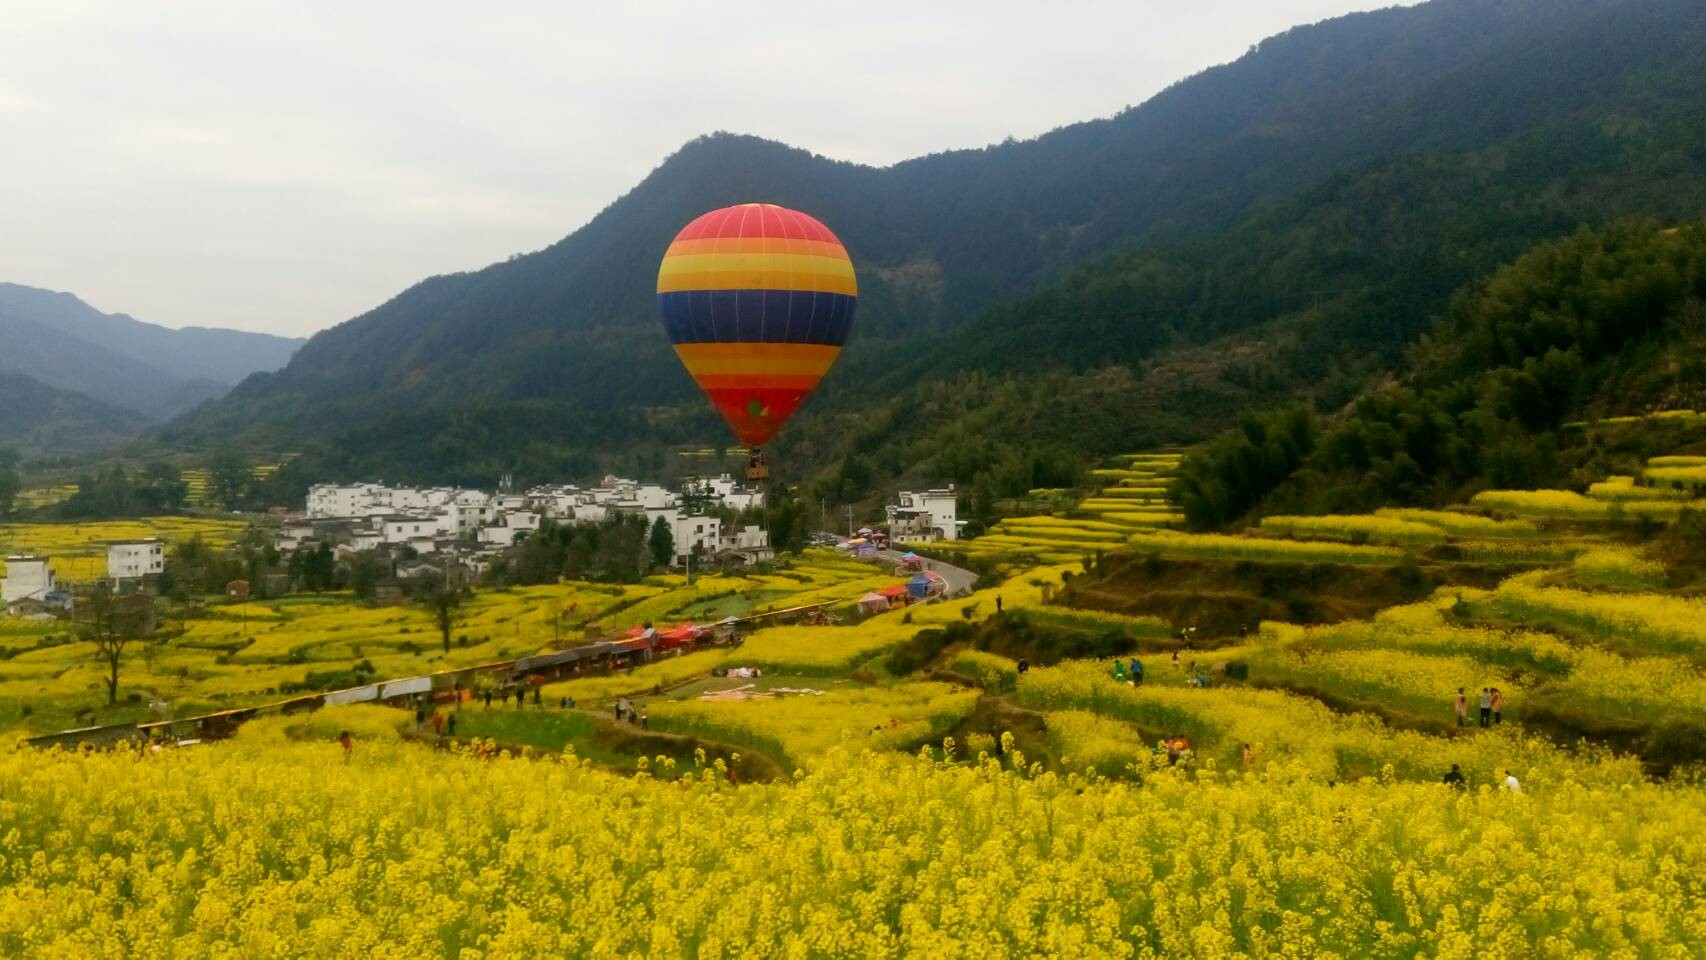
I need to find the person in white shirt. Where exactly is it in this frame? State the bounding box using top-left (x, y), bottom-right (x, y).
top-left (1501, 769), bottom-right (1521, 792)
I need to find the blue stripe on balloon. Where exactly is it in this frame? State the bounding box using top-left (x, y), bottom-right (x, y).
top-left (658, 290), bottom-right (856, 346)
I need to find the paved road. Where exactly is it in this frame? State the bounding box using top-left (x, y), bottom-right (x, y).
top-left (875, 548), bottom-right (979, 598)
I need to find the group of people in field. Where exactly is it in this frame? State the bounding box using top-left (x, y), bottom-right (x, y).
top-left (1442, 763), bottom-right (1521, 792)
top-left (414, 706), bottom-right (458, 738)
top-left (1111, 650), bottom-right (1211, 688)
top-left (1454, 686), bottom-right (1504, 727)
top-left (614, 697), bottom-right (648, 730)
top-left (481, 684), bottom-right (543, 710)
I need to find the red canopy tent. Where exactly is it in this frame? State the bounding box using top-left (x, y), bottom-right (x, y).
top-left (659, 623), bottom-right (702, 649)
top-left (879, 584), bottom-right (910, 600)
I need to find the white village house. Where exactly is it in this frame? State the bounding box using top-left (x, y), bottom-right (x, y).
top-left (107, 540), bottom-right (165, 581)
top-left (2, 556), bottom-right (63, 613)
top-left (886, 486), bottom-right (963, 542)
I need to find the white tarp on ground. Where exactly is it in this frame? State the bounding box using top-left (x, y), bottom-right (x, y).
top-left (324, 684), bottom-right (379, 706)
top-left (379, 676), bottom-right (431, 699)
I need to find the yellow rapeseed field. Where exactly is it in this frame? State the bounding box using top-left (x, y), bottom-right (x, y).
top-left (5, 739), bottom-right (1699, 957)
top-left (0, 516), bottom-right (249, 580)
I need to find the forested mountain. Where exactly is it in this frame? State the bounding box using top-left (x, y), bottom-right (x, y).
top-left (1172, 219), bottom-right (1706, 528)
top-left (170, 0), bottom-right (1706, 499)
top-left (0, 283), bottom-right (302, 424)
top-left (0, 371), bottom-right (151, 455)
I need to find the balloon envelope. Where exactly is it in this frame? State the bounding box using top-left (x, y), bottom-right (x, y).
top-left (657, 203), bottom-right (857, 447)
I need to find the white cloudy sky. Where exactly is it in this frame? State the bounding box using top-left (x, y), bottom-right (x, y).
top-left (0, 1), bottom-right (1412, 338)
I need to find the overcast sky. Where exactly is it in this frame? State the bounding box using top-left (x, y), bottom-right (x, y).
top-left (0, 1), bottom-right (1414, 338)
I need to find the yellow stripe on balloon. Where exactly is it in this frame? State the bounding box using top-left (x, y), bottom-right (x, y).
top-left (673, 342), bottom-right (842, 377)
top-left (666, 237), bottom-right (849, 259)
top-left (659, 252), bottom-right (856, 279)
top-left (656, 254), bottom-right (857, 296)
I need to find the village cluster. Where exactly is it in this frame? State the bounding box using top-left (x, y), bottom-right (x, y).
top-left (2, 475), bottom-right (965, 617)
top-left (280, 474), bottom-right (775, 577)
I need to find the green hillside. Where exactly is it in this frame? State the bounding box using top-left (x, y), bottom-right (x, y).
top-left (160, 0), bottom-right (1706, 496)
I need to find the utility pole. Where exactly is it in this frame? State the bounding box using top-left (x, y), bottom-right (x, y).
top-left (820, 498), bottom-right (827, 538)
top-left (847, 505), bottom-right (854, 539)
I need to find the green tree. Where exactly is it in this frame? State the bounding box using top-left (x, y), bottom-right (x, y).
top-left (208, 451), bottom-right (249, 510)
top-left (648, 515), bottom-right (675, 568)
top-left (140, 462), bottom-right (188, 511)
top-left (346, 551), bottom-right (384, 601)
top-left (0, 446), bottom-right (19, 517)
top-left (423, 582), bottom-right (463, 653)
top-left (293, 542), bottom-right (336, 592)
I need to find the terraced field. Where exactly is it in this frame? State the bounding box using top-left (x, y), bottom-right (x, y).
top-left (937, 452), bottom-right (1186, 566)
top-left (4, 454), bottom-right (1705, 955)
top-left (0, 516), bottom-right (250, 580)
top-left (0, 550), bottom-right (897, 734)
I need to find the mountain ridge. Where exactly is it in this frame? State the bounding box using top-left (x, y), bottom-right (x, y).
top-left (165, 0), bottom-right (1701, 493)
top-left (0, 281), bottom-right (307, 446)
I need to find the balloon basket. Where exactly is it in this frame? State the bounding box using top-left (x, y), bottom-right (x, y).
top-left (745, 449), bottom-right (770, 483)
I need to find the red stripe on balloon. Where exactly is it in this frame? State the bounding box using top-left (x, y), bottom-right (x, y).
top-left (670, 204), bottom-right (838, 244)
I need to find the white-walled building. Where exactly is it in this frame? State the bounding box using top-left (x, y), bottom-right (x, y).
top-left (307, 483), bottom-right (391, 518)
top-left (108, 540), bottom-right (165, 580)
top-left (887, 487), bottom-right (962, 542)
top-left (672, 513), bottom-right (721, 564)
top-left (381, 517), bottom-right (438, 545)
top-left (717, 524), bottom-right (775, 564)
top-left (697, 474), bottom-right (763, 513)
top-left (2, 556), bottom-right (57, 606)
top-left (295, 475), bottom-right (766, 568)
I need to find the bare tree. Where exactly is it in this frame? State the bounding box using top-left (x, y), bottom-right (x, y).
top-left (77, 584), bottom-right (156, 707)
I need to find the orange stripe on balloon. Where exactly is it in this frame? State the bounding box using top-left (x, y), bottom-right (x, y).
top-left (673, 342), bottom-right (841, 376)
top-left (657, 271), bottom-right (857, 296)
top-left (693, 374), bottom-right (824, 391)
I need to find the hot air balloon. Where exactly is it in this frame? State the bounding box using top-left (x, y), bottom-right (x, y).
top-left (657, 203), bottom-right (857, 482)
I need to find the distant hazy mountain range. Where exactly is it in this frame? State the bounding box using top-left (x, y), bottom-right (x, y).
top-left (0, 282), bottom-right (302, 452)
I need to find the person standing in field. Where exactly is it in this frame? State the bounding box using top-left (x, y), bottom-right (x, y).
top-left (429, 711), bottom-right (444, 737)
top-left (1456, 688), bottom-right (1468, 727)
top-left (1242, 743), bottom-right (1254, 770)
top-left (339, 730), bottom-right (352, 762)
top-left (1442, 764), bottom-right (1465, 790)
top-left (483, 689), bottom-right (492, 711)
top-left (533, 686), bottom-right (542, 709)
top-left (1490, 687), bottom-right (1503, 724)
top-left (1502, 769), bottom-right (1521, 792)
top-left (446, 713), bottom-right (457, 738)
top-left (1478, 688), bottom-right (1493, 727)
top-left (1171, 649), bottom-right (1181, 669)
top-left (1131, 658), bottom-right (1144, 686)
top-left (1114, 660), bottom-right (1128, 683)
